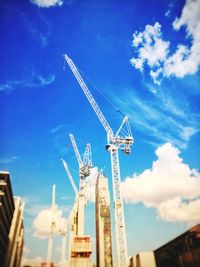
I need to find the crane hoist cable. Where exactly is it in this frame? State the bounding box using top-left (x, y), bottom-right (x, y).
top-left (66, 59), bottom-right (126, 119)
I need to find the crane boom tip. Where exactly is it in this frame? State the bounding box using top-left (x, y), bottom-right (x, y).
top-left (63, 54), bottom-right (70, 60)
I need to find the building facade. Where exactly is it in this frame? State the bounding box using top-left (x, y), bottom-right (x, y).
top-left (95, 172), bottom-right (113, 267)
top-left (0, 171), bottom-right (24, 267)
top-left (129, 252), bottom-right (157, 267)
top-left (154, 224), bottom-right (200, 267)
top-left (70, 235), bottom-right (92, 267)
top-left (0, 171), bottom-right (15, 266)
top-left (69, 195), bottom-right (93, 267)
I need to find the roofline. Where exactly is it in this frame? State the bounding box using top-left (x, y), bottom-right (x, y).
top-left (0, 171), bottom-right (10, 175)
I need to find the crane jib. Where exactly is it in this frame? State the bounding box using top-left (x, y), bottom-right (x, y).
top-left (64, 54), bottom-right (114, 138)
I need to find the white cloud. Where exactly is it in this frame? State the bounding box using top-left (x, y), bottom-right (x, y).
top-left (130, 22), bottom-right (169, 72)
top-left (165, 9), bottom-right (171, 18)
top-left (18, 9), bottom-right (52, 47)
top-left (130, 0), bottom-right (200, 83)
top-left (121, 143), bottom-right (200, 224)
top-left (0, 73), bottom-right (55, 93)
top-left (0, 156), bottom-right (19, 164)
top-left (158, 198), bottom-right (200, 223)
top-left (33, 208), bottom-right (67, 239)
top-left (31, 0), bottom-right (63, 8)
top-left (85, 167), bottom-right (98, 202)
top-left (115, 89), bottom-right (199, 148)
top-left (180, 126), bottom-right (198, 141)
top-left (165, 2), bottom-right (174, 18)
top-left (50, 124), bottom-right (69, 155)
top-left (25, 204), bottom-right (50, 217)
top-left (22, 245), bottom-right (30, 256)
top-left (166, 0), bottom-right (200, 77)
top-left (50, 124), bottom-right (69, 135)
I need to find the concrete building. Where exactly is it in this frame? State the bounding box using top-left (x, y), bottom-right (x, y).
top-left (129, 252), bottom-right (156, 267)
top-left (0, 171), bottom-right (24, 267)
top-left (95, 172), bottom-right (113, 267)
top-left (69, 195), bottom-right (93, 267)
top-left (70, 236), bottom-right (92, 267)
top-left (0, 171), bottom-right (15, 265)
top-left (154, 224), bottom-right (200, 267)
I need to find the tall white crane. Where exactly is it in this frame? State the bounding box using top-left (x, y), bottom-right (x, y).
top-left (69, 134), bottom-right (92, 179)
top-left (62, 135), bottom-right (92, 236)
top-left (61, 159), bottom-right (79, 262)
top-left (46, 184), bottom-right (57, 267)
top-left (61, 159), bottom-right (79, 196)
top-left (64, 54), bottom-right (134, 267)
top-left (69, 133), bottom-right (92, 197)
top-left (61, 159), bottom-right (79, 234)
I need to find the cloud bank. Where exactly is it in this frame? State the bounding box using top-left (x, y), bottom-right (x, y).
top-left (130, 0), bottom-right (200, 84)
top-left (122, 143), bottom-right (200, 224)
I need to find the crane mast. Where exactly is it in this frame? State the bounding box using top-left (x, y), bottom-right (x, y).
top-left (64, 54), bottom-right (134, 267)
top-left (46, 185), bottom-right (57, 267)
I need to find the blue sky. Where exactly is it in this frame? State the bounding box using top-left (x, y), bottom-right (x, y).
top-left (0, 0), bottom-right (200, 265)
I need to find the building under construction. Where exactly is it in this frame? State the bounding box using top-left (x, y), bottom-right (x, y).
top-left (70, 235), bottom-right (92, 267)
top-left (95, 172), bottom-right (113, 267)
top-left (62, 134), bottom-right (93, 267)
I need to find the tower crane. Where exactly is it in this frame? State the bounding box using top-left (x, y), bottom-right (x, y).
top-left (61, 159), bottom-right (79, 262)
top-left (69, 134), bottom-right (93, 235)
top-left (64, 54), bottom-right (134, 267)
top-left (69, 133), bottom-right (92, 196)
top-left (69, 134), bottom-right (92, 178)
top-left (61, 159), bottom-right (79, 196)
top-left (62, 135), bottom-right (92, 235)
top-left (46, 184), bottom-right (57, 267)
top-left (59, 201), bottom-right (77, 266)
top-left (61, 159), bottom-right (79, 235)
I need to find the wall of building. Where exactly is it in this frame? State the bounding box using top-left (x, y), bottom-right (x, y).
top-left (0, 171), bottom-right (15, 266)
top-left (5, 197), bottom-right (24, 267)
top-left (154, 224), bottom-right (200, 267)
top-left (70, 236), bottom-right (92, 267)
top-left (129, 252), bottom-right (156, 267)
top-left (0, 171), bottom-right (24, 267)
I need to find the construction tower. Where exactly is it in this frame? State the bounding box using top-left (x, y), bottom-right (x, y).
top-left (61, 134), bottom-right (93, 267)
top-left (96, 171), bottom-right (113, 267)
